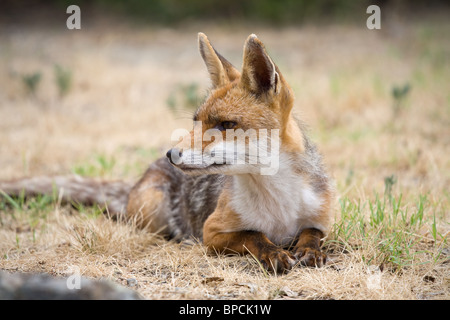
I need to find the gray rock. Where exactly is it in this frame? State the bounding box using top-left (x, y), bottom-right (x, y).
top-left (0, 271), bottom-right (143, 300)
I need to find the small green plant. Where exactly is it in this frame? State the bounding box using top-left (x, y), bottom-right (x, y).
top-left (430, 212), bottom-right (438, 243)
top-left (0, 191), bottom-right (54, 244)
top-left (166, 92), bottom-right (176, 111)
top-left (384, 175), bottom-right (397, 200)
top-left (22, 72), bottom-right (42, 96)
top-left (391, 83), bottom-right (411, 117)
top-left (166, 82), bottom-right (203, 113)
top-left (345, 168), bottom-right (354, 186)
top-left (71, 202), bottom-right (104, 219)
top-left (327, 176), bottom-right (440, 270)
top-left (15, 234), bottom-right (20, 249)
top-left (183, 83), bottom-right (200, 108)
top-left (0, 189), bottom-right (25, 216)
top-left (54, 64), bottom-right (72, 97)
top-left (72, 154), bottom-right (116, 177)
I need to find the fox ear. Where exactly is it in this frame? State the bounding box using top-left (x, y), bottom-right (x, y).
top-left (198, 33), bottom-right (240, 88)
top-left (241, 34), bottom-right (280, 96)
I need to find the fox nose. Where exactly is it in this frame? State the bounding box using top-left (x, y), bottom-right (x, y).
top-left (166, 148), bottom-right (182, 165)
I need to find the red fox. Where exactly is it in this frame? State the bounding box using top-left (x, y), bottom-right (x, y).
top-left (0, 33), bottom-right (333, 273)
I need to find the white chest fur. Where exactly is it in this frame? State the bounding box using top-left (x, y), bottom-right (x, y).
top-left (230, 156), bottom-right (323, 246)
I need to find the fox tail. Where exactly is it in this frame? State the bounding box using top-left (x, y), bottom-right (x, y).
top-left (0, 175), bottom-right (132, 216)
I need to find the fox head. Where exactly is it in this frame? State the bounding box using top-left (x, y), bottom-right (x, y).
top-left (167, 33), bottom-right (304, 175)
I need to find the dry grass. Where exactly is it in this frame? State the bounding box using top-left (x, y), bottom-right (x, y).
top-left (0, 15), bottom-right (449, 299)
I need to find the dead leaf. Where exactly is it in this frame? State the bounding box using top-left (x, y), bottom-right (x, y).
top-left (237, 282), bottom-right (258, 293)
top-left (201, 276), bottom-right (224, 284)
top-left (279, 286), bottom-right (298, 297)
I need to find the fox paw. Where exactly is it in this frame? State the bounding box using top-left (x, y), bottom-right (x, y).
top-left (258, 248), bottom-right (297, 274)
top-left (294, 247), bottom-right (326, 268)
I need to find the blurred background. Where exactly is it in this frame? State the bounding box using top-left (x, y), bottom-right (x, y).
top-left (0, 0), bottom-right (449, 201)
top-left (1, 0), bottom-right (448, 25)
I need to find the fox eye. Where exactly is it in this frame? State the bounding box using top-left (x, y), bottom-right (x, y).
top-left (216, 121), bottom-right (237, 131)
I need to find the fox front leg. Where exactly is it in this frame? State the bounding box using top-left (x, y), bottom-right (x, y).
top-left (205, 230), bottom-right (297, 274)
top-left (293, 228), bottom-right (327, 267)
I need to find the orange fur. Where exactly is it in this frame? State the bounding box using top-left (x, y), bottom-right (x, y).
top-left (171, 33), bottom-right (333, 272)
